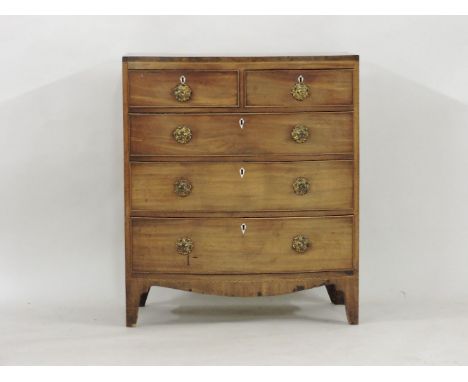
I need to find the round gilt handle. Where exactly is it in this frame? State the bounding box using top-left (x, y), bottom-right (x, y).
top-left (293, 177), bottom-right (310, 195)
top-left (291, 75), bottom-right (310, 101)
top-left (173, 75), bottom-right (192, 102)
top-left (291, 124), bottom-right (309, 143)
top-left (173, 125), bottom-right (192, 144)
top-left (292, 235), bottom-right (310, 253)
top-left (174, 178), bottom-right (192, 197)
top-left (176, 237), bottom-right (193, 255)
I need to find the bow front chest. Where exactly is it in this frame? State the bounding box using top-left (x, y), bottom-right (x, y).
top-left (123, 56), bottom-right (359, 326)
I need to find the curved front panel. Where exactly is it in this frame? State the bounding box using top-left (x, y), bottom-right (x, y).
top-left (130, 160), bottom-right (353, 212)
top-left (131, 216), bottom-right (353, 274)
top-left (129, 112), bottom-right (353, 157)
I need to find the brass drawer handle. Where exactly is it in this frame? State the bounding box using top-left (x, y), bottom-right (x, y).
top-left (293, 177), bottom-right (310, 195)
top-left (176, 237), bottom-right (193, 255)
top-left (174, 179), bottom-right (192, 197)
top-left (291, 75), bottom-right (310, 101)
top-left (291, 124), bottom-right (309, 143)
top-left (292, 235), bottom-right (310, 253)
top-left (173, 125), bottom-right (192, 144)
top-left (173, 75), bottom-right (192, 102)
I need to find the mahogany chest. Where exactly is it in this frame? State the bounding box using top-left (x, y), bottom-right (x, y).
top-left (123, 56), bottom-right (359, 326)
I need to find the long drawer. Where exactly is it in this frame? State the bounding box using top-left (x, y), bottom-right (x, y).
top-left (131, 216), bottom-right (353, 274)
top-left (130, 161), bottom-right (353, 212)
top-left (130, 112), bottom-right (353, 157)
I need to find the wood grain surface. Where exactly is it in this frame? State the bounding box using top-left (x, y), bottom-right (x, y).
top-left (123, 56), bottom-right (360, 326)
top-left (125, 272), bottom-right (358, 325)
top-left (129, 112), bottom-right (353, 157)
top-left (131, 216), bottom-right (353, 274)
top-left (128, 70), bottom-right (239, 107)
top-left (245, 69), bottom-right (353, 107)
top-left (130, 160), bottom-right (353, 212)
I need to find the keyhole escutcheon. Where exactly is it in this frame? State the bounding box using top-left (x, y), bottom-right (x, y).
top-left (239, 167), bottom-right (245, 178)
top-left (240, 223), bottom-right (247, 235)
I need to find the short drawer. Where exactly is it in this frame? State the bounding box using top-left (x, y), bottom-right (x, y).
top-left (130, 161), bottom-right (353, 212)
top-left (130, 112), bottom-right (353, 157)
top-left (131, 216), bottom-right (353, 273)
top-left (128, 70), bottom-right (239, 107)
top-left (245, 69), bottom-right (353, 107)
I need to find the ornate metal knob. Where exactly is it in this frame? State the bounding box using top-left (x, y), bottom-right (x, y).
top-left (173, 126), bottom-right (192, 144)
top-left (293, 177), bottom-right (310, 195)
top-left (173, 75), bottom-right (192, 102)
top-left (176, 237), bottom-right (193, 255)
top-left (292, 235), bottom-right (310, 253)
top-left (291, 75), bottom-right (310, 101)
top-left (174, 179), bottom-right (192, 197)
top-left (291, 125), bottom-right (309, 143)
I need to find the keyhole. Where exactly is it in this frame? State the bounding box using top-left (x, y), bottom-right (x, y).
top-left (239, 118), bottom-right (245, 129)
top-left (180, 75), bottom-right (186, 84)
top-left (239, 167), bottom-right (245, 178)
top-left (297, 75), bottom-right (304, 83)
top-left (240, 223), bottom-right (247, 235)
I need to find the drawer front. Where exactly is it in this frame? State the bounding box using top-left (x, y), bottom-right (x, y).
top-left (130, 161), bottom-right (353, 212)
top-left (130, 112), bottom-right (353, 156)
top-left (132, 216), bottom-right (353, 273)
top-left (245, 70), bottom-right (353, 107)
top-left (128, 70), bottom-right (239, 107)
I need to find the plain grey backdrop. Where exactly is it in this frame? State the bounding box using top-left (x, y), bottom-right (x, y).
top-left (1, 16), bottom-right (467, 365)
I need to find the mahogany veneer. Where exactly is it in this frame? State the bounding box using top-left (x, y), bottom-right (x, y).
top-left (123, 56), bottom-right (359, 326)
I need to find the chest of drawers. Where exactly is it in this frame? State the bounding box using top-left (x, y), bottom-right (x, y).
top-left (123, 56), bottom-right (359, 326)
